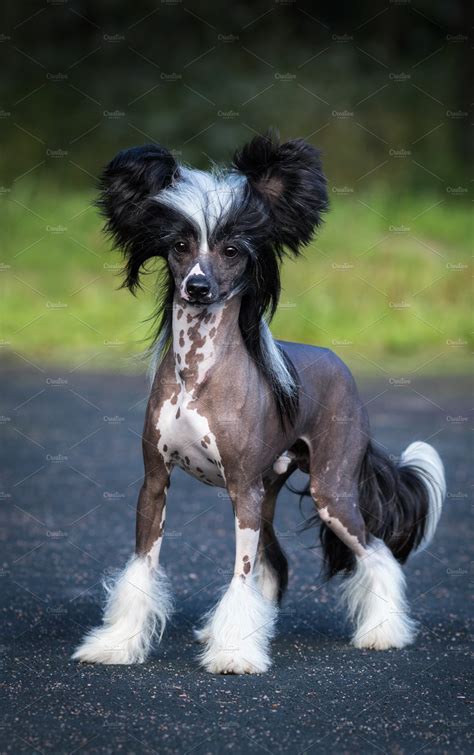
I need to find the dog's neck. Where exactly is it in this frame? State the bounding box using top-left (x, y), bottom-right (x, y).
top-left (171, 295), bottom-right (242, 389)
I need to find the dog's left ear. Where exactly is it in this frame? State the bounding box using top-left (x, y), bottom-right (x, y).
top-left (233, 131), bottom-right (328, 253)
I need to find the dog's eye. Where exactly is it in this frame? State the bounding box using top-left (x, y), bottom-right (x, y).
top-left (223, 246), bottom-right (238, 259)
top-left (174, 241), bottom-right (187, 254)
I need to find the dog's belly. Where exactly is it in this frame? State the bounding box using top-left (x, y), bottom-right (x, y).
top-left (156, 395), bottom-right (226, 487)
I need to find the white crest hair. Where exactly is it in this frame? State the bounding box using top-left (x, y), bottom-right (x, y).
top-left (157, 168), bottom-right (246, 247)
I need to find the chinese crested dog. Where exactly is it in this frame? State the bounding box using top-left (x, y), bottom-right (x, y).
top-left (73, 131), bottom-right (445, 674)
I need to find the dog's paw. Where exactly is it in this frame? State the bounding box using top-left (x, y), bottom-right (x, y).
top-left (202, 649), bottom-right (270, 675)
top-left (351, 616), bottom-right (417, 650)
top-left (72, 627), bottom-right (147, 665)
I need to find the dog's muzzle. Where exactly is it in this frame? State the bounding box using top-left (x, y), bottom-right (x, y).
top-left (185, 275), bottom-right (211, 302)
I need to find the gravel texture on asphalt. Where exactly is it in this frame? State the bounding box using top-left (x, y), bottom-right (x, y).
top-left (1, 368), bottom-right (471, 754)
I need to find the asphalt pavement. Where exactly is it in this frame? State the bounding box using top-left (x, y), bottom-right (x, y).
top-left (1, 365), bottom-right (472, 754)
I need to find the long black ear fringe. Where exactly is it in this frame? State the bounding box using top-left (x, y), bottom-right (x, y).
top-left (236, 243), bottom-right (300, 426)
top-left (233, 130), bottom-right (328, 255)
top-left (96, 144), bottom-right (179, 292)
top-left (239, 291), bottom-right (299, 427)
top-left (295, 441), bottom-right (430, 578)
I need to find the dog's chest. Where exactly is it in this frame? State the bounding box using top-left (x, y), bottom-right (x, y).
top-left (156, 388), bottom-right (225, 486)
top-left (155, 302), bottom-right (227, 487)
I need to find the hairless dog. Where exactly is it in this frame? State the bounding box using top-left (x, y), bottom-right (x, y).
top-left (73, 132), bottom-right (445, 674)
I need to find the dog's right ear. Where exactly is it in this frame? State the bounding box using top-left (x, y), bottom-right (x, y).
top-left (97, 144), bottom-right (179, 290)
top-left (98, 144), bottom-right (179, 241)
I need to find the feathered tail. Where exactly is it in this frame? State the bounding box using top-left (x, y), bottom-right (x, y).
top-left (317, 440), bottom-right (446, 577)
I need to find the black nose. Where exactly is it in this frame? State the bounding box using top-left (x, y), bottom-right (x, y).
top-left (186, 276), bottom-right (210, 299)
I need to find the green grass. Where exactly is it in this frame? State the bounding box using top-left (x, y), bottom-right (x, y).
top-left (1, 184), bottom-right (472, 375)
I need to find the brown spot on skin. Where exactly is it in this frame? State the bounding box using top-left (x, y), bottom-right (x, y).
top-left (203, 435), bottom-right (211, 444)
top-left (209, 327), bottom-right (216, 339)
top-left (196, 467), bottom-right (203, 473)
top-left (176, 408), bottom-right (181, 419)
top-left (176, 353), bottom-right (181, 364)
top-left (203, 312), bottom-right (212, 325)
top-left (171, 394), bottom-right (178, 405)
top-left (175, 316), bottom-right (209, 390)
top-left (177, 308), bottom-right (183, 320)
top-left (201, 440), bottom-right (207, 448)
top-left (163, 444), bottom-right (168, 452)
top-left (243, 559), bottom-right (251, 575)
top-left (184, 456), bottom-right (190, 464)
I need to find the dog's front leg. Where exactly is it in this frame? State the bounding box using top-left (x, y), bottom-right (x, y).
top-left (198, 480), bottom-right (277, 674)
top-left (72, 458), bottom-right (173, 665)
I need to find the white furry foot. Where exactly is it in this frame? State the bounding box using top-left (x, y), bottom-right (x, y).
top-left (401, 441), bottom-right (446, 552)
top-left (72, 556), bottom-right (173, 664)
top-left (194, 555), bottom-right (279, 645)
top-left (198, 576), bottom-right (277, 674)
top-left (341, 540), bottom-right (417, 650)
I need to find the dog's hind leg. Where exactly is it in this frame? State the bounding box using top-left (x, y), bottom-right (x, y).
top-left (72, 451), bottom-right (173, 665)
top-left (309, 446), bottom-right (417, 651)
top-left (255, 468), bottom-right (295, 603)
top-left (197, 479), bottom-right (277, 674)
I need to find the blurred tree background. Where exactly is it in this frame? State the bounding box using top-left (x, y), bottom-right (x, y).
top-left (1, 0), bottom-right (471, 372)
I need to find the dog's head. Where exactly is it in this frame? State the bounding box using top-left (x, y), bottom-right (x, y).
top-left (99, 131), bottom-right (328, 307)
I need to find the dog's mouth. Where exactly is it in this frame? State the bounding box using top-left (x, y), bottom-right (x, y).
top-left (186, 295), bottom-right (215, 306)
top-left (184, 291), bottom-right (229, 306)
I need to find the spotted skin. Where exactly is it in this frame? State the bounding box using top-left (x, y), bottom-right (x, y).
top-left (138, 290), bottom-right (371, 555)
top-left (74, 137), bottom-right (444, 672)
